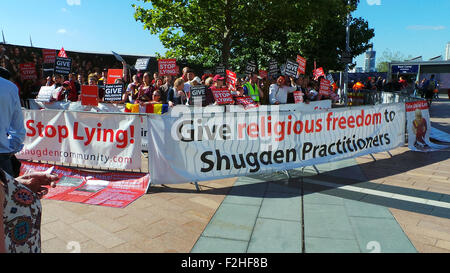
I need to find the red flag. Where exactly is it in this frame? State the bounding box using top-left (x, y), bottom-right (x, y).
top-left (58, 47), bottom-right (68, 58)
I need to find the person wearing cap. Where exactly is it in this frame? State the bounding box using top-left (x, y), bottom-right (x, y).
top-left (269, 76), bottom-right (297, 105)
top-left (243, 73), bottom-right (263, 105)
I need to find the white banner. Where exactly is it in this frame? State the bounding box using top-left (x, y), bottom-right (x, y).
top-left (406, 101), bottom-right (449, 152)
top-left (147, 103), bottom-right (406, 184)
top-left (17, 110), bottom-right (141, 169)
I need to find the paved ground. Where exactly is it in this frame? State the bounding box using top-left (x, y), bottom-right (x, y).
top-left (40, 97), bottom-right (450, 253)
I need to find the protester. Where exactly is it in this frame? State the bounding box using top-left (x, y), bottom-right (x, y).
top-left (243, 73), bottom-right (263, 104)
top-left (269, 76), bottom-right (297, 105)
top-left (424, 74), bottom-right (437, 107)
top-left (168, 77), bottom-right (187, 107)
top-left (0, 68), bottom-right (25, 177)
top-left (136, 72), bottom-right (155, 102)
top-left (159, 75), bottom-right (173, 104)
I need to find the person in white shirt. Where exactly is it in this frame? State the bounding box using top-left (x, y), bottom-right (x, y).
top-left (0, 67), bottom-right (26, 177)
top-left (269, 76), bottom-right (297, 105)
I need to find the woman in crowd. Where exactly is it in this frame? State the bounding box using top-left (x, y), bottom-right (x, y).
top-left (136, 72), bottom-right (155, 103)
top-left (168, 77), bottom-right (187, 107)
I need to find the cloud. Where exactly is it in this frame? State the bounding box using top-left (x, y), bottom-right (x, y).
top-left (61, 7), bottom-right (67, 12)
top-left (367, 0), bottom-right (381, 6)
top-left (407, 25), bottom-right (446, 31)
top-left (66, 0), bottom-right (81, 6)
top-left (57, 29), bottom-right (67, 34)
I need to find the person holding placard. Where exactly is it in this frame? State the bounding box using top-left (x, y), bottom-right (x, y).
top-left (168, 78), bottom-right (187, 107)
top-left (243, 73), bottom-right (263, 105)
top-left (269, 76), bottom-right (297, 105)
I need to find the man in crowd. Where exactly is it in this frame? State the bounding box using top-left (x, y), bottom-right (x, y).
top-left (0, 66), bottom-right (25, 177)
top-left (269, 76), bottom-right (297, 105)
top-left (243, 72), bottom-right (264, 105)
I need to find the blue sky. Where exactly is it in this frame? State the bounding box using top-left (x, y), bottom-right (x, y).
top-left (1, 0), bottom-right (449, 67)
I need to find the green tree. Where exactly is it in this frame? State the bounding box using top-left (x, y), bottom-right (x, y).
top-left (376, 49), bottom-right (413, 72)
top-left (133, 0), bottom-right (374, 73)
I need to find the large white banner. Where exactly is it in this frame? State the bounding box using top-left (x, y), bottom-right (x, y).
top-left (17, 110), bottom-right (141, 170)
top-left (147, 103), bottom-right (406, 184)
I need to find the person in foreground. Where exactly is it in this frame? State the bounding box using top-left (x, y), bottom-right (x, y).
top-left (0, 169), bottom-right (58, 253)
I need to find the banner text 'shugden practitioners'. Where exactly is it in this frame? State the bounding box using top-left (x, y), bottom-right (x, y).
top-left (147, 103), bottom-right (406, 184)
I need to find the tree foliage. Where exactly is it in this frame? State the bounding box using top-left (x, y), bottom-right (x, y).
top-left (133, 0), bottom-right (374, 74)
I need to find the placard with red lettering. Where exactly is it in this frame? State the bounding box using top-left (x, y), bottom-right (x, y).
top-left (234, 96), bottom-right (259, 110)
top-left (43, 49), bottom-right (56, 64)
top-left (17, 110), bottom-right (141, 170)
top-left (293, 91), bottom-right (304, 104)
top-left (107, 69), bottom-right (124, 84)
top-left (19, 63), bottom-right (37, 81)
top-left (212, 88), bottom-right (234, 105)
top-left (296, 55), bottom-right (306, 75)
top-left (158, 59), bottom-right (178, 76)
top-left (226, 70), bottom-right (237, 91)
top-left (81, 85), bottom-right (99, 106)
top-left (314, 67), bottom-right (325, 80)
top-left (319, 79), bottom-right (331, 96)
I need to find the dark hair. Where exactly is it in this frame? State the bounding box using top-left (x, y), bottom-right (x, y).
top-left (0, 66), bottom-right (11, 80)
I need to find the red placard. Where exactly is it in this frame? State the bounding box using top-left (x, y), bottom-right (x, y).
top-left (319, 79), bottom-right (331, 96)
top-left (19, 63), bottom-right (37, 81)
top-left (158, 59), bottom-right (178, 76)
top-left (314, 67), bottom-right (325, 80)
top-left (58, 47), bottom-right (68, 58)
top-left (42, 49), bottom-right (56, 64)
top-left (226, 70), bottom-right (237, 91)
top-left (81, 85), bottom-right (99, 106)
top-left (296, 55), bottom-right (306, 75)
top-left (235, 96), bottom-right (259, 110)
top-left (212, 88), bottom-right (234, 105)
top-left (293, 91), bottom-right (304, 104)
top-left (107, 69), bottom-right (123, 84)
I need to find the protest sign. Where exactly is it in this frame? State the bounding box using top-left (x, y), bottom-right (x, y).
top-left (19, 63), bottom-right (37, 81)
top-left (293, 91), bottom-right (304, 104)
top-left (112, 51), bottom-right (125, 63)
top-left (81, 85), bottom-right (99, 106)
top-left (36, 86), bottom-right (55, 102)
top-left (296, 55), bottom-right (306, 75)
top-left (58, 47), bottom-right (68, 58)
top-left (189, 85), bottom-right (207, 106)
top-left (269, 60), bottom-right (279, 78)
top-left (135, 58), bottom-right (150, 71)
top-left (245, 61), bottom-right (257, 75)
top-left (212, 88), bottom-right (234, 105)
top-left (17, 110), bottom-right (141, 170)
top-left (215, 64), bottom-right (226, 77)
top-left (104, 84), bottom-right (124, 102)
top-left (226, 70), bottom-right (237, 91)
top-left (147, 103), bottom-right (406, 184)
top-left (54, 57), bottom-right (72, 75)
top-left (107, 69), bottom-right (123, 84)
top-left (406, 101), bottom-right (449, 152)
top-left (284, 60), bottom-right (299, 78)
top-left (234, 96), bottom-right (259, 110)
top-left (43, 49), bottom-right (56, 64)
top-left (20, 161), bottom-right (150, 208)
top-left (319, 79), bottom-right (332, 96)
top-left (158, 59), bottom-right (178, 76)
top-left (327, 74), bottom-right (335, 85)
top-left (313, 67), bottom-right (325, 80)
